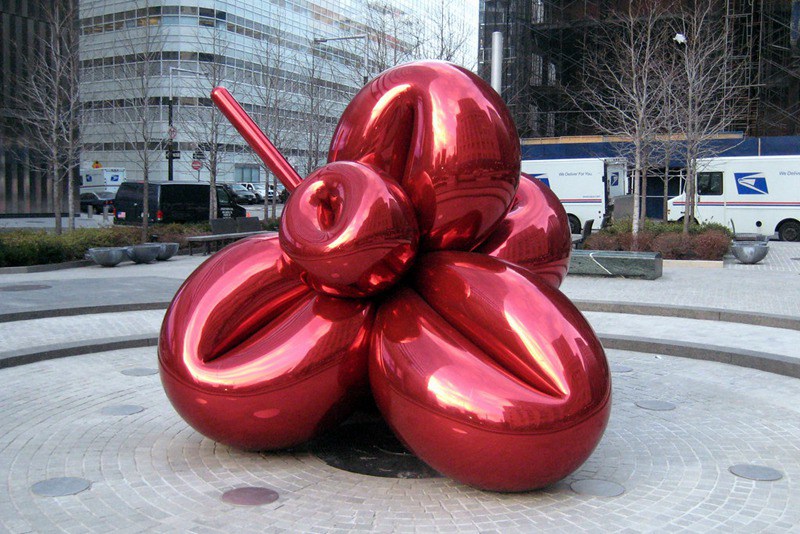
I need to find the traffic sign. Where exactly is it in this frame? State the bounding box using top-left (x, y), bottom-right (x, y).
top-left (168, 126), bottom-right (178, 139)
top-left (192, 150), bottom-right (206, 160)
top-left (191, 160), bottom-right (202, 171)
top-left (165, 150), bottom-right (181, 160)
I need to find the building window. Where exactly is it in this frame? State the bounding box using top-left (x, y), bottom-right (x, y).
top-left (235, 165), bottom-right (260, 183)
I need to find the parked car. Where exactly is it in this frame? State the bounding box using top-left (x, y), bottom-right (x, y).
top-left (113, 181), bottom-right (246, 224)
top-left (237, 182), bottom-right (275, 203)
top-left (222, 183), bottom-right (259, 204)
top-left (80, 191), bottom-right (115, 213)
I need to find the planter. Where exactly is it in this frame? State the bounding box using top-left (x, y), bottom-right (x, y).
top-left (88, 247), bottom-right (127, 267)
top-left (156, 242), bottom-right (180, 261)
top-left (125, 243), bottom-right (162, 264)
top-left (731, 242), bottom-right (769, 264)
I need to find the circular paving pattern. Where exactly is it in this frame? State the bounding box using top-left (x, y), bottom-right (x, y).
top-left (1, 347), bottom-right (798, 533)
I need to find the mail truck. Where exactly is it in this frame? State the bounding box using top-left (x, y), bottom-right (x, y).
top-left (667, 156), bottom-right (800, 241)
top-left (521, 158), bottom-right (627, 234)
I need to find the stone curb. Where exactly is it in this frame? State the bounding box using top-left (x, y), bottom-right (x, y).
top-left (0, 259), bottom-right (93, 274)
top-left (1, 329), bottom-right (798, 382)
top-left (0, 302), bottom-right (171, 323)
top-left (0, 334), bottom-right (158, 369)
top-left (600, 334), bottom-right (800, 379)
top-left (573, 300), bottom-right (800, 331)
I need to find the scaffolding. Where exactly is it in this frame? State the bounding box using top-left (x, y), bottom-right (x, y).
top-left (478, 0), bottom-right (800, 138)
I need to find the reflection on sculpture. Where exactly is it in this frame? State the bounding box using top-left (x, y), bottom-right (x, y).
top-left (158, 61), bottom-right (611, 492)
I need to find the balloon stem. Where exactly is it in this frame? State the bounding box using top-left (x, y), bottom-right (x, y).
top-left (211, 86), bottom-right (302, 192)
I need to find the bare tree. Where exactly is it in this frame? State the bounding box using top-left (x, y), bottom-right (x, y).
top-left (252, 27), bottom-right (295, 220)
top-left (16, 0), bottom-right (81, 234)
top-left (294, 52), bottom-right (342, 177)
top-left (109, 0), bottom-right (164, 242)
top-left (417, 0), bottom-right (474, 68)
top-left (577, 0), bottom-right (671, 238)
top-left (177, 26), bottom-right (243, 222)
top-left (667, 0), bottom-right (747, 233)
top-left (365, 1), bottom-right (420, 74)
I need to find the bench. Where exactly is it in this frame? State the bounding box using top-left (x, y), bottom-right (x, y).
top-left (569, 250), bottom-right (662, 280)
top-left (187, 217), bottom-right (268, 256)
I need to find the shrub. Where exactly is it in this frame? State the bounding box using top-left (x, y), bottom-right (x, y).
top-left (584, 233), bottom-right (620, 251)
top-left (691, 230), bottom-right (731, 260)
top-left (650, 232), bottom-right (697, 260)
top-left (0, 224), bottom-right (212, 268)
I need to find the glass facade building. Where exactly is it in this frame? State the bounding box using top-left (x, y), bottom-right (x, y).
top-left (78, 0), bottom-right (479, 184)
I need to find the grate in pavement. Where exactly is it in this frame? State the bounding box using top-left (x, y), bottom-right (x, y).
top-left (635, 400), bottom-right (676, 411)
top-left (221, 487), bottom-right (279, 506)
top-left (570, 479), bottom-right (625, 497)
top-left (31, 477), bottom-right (91, 497)
top-left (729, 464), bottom-right (783, 481)
top-left (0, 284), bottom-right (52, 292)
top-left (121, 367), bottom-right (159, 376)
top-left (100, 405), bottom-right (144, 416)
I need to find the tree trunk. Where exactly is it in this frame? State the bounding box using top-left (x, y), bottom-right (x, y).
top-left (662, 155), bottom-right (670, 222)
top-left (209, 157), bottom-right (218, 222)
top-left (141, 166), bottom-right (150, 244)
top-left (52, 159), bottom-right (62, 235)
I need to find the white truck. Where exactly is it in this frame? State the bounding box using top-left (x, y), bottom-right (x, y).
top-left (80, 168), bottom-right (126, 195)
top-left (667, 156), bottom-right (800, 241)
top-left (521, 158), bottom-right (627, 234)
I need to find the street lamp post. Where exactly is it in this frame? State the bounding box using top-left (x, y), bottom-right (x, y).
top-left (311, 34), bottom-right (369, 85)
top-left (167, 67), bottom-right (204, 181)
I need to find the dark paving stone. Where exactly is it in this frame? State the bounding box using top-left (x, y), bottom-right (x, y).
top-left (100, 404), bottom-right (144, 416)
top-left (729, 464), bottom-right (783, 481)
top-left (570, 479), bottom-right (625, 497)
top-left (121, 367), bottom-right (159, 376)
top-left (635, 400), bottom-right (676, 411)
top-left (31, 477), bottom-right (91, 497)
top-left (221, 487), bottom-right (279, 506)
top-left (611, 364), bottom-right (633, 373)
top-left (310, 417), bottom-right (442, 479)
top-left (0, 284), bottom-right (51, 292)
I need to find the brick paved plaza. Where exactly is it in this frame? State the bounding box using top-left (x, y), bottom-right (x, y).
top-left (1, 240), bottom-right (799, 532)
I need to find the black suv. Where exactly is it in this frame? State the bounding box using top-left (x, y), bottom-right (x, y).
top-left (114, 182), bottom-right (246, 224)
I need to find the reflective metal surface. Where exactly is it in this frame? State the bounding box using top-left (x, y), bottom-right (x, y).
top-left (477, 175), bottom-right (572, 287)
top-left (159, 60), bottom-right (611, 491)
top-left (280, 161), bottom-right (419, 298)
top-left (159, 235), bottom-right (374, 450)
top-left (328, 61), bottom-right (520, 252)
top-left (371, 252), bottom-right (610, 491)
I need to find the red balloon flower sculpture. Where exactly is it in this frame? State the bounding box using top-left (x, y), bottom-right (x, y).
top-left (159, 61), bottom-right (611, 492)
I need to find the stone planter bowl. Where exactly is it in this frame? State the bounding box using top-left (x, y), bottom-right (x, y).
top-left (156, 242), bottom-right (180, 261)
top-left (731, 242), bottom-right (769, 264)
top-left (125, 243), bottom-right (162, 264)
top-left (88, 247), bottom-right (127, 267)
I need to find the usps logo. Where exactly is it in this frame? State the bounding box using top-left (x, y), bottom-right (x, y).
top-left (522, 172), bottom-right (550, 188)
top-left (735, 172), bottom-right (769, 195)
top-left (110, 174), bottom-right (120, 182)
top-left (85, 175), bottom-right (93, 182)
top-left (609, 172), bottom-right (619, 187)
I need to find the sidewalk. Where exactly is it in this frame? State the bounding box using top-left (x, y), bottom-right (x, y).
top-left (1, 240), bottom-right (799, 532)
